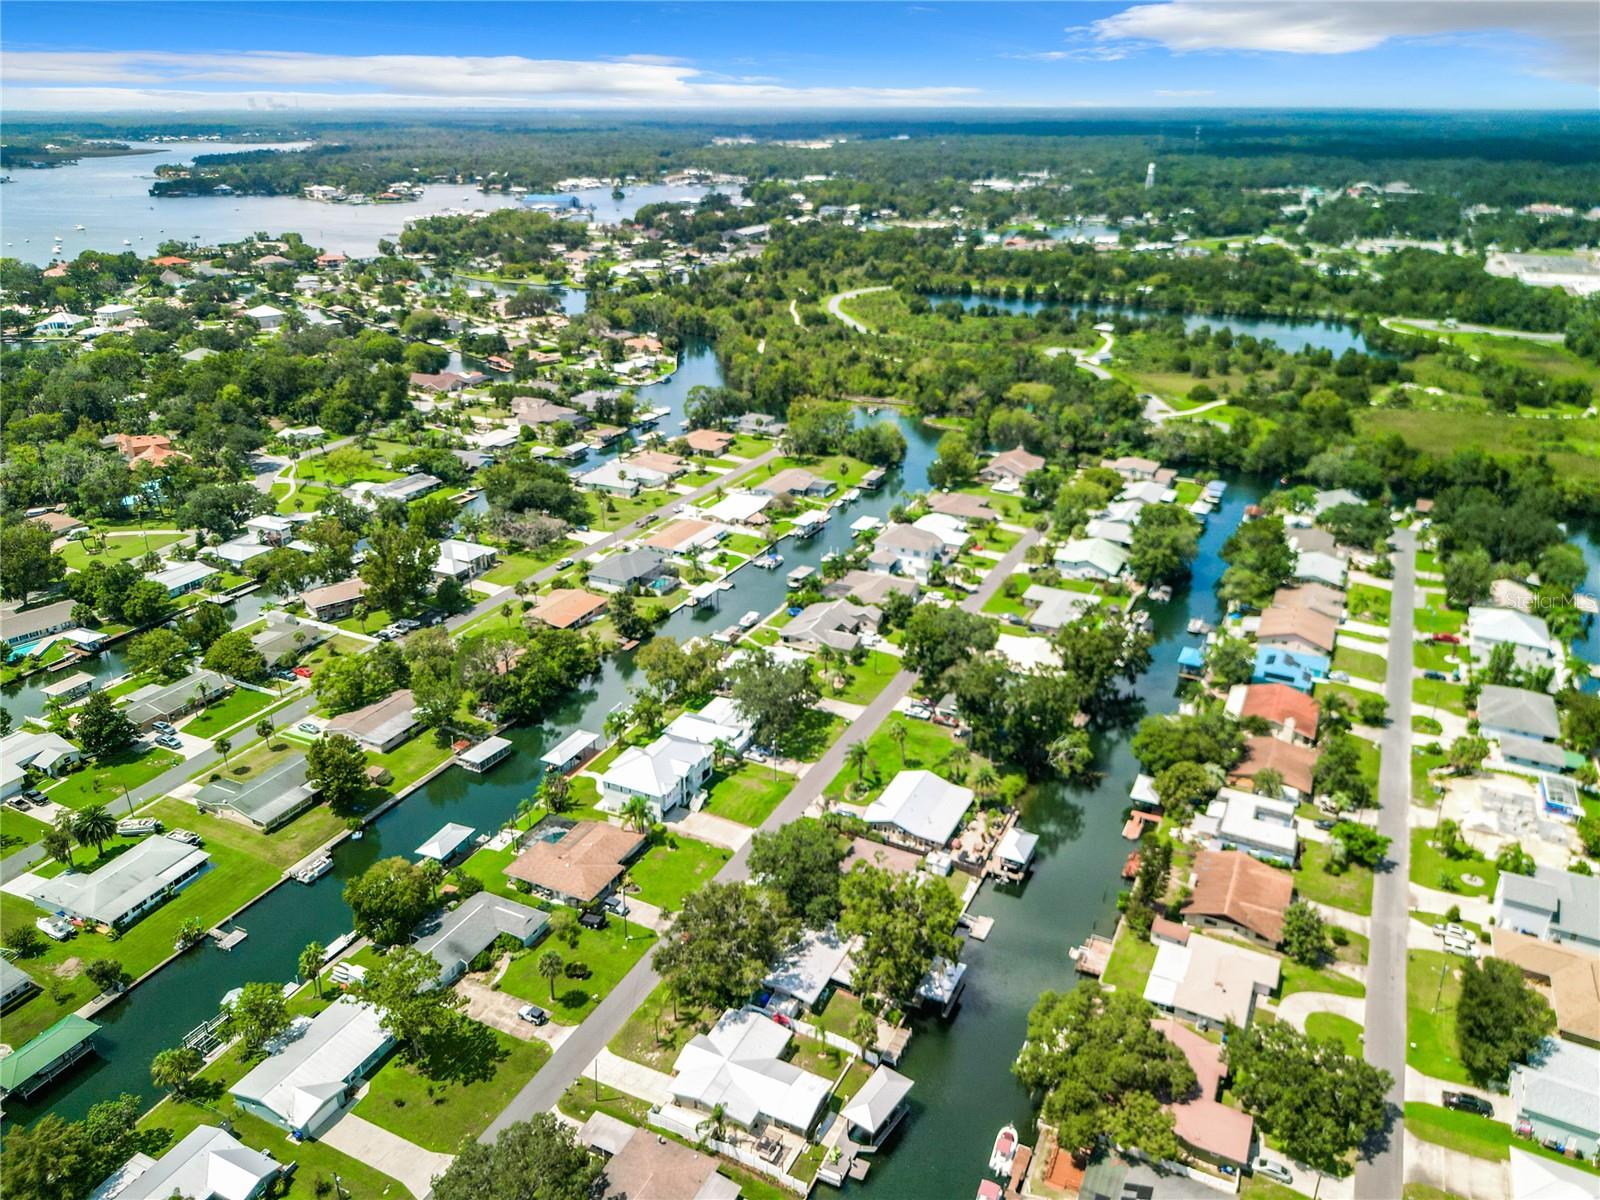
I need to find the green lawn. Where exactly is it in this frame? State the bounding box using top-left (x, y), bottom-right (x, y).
top-left (1101, 926), bottom-right (1157, 995)
top-left (1333, 644), bottom-right (1388, 683)
top-left (1410, 827), bottom-right (1499, 897)
top-left (355, 1029), bottom-right (550, 1152)
top-left (1413, 675), bottom-right (1469, 718)
top-left (1280, 958), bottom-right (1367, 999)
top-left (481, 543), bottom-right (579, 587)
top-left (500, 919), bottom-right (655, 1025)
top-left (1414, 603), bottom-right (1467, 636)
top-left (1293, 840), bottom-right (1374, 916)
top-left (58, 531), bottom-right (185, 570)
top-left (1305, 1011), bottom-right (1364, 1056)
top-left (43, 746), bottom-right (182, 810)
top-left (825, 719), bottom-right (967, 804)
top-left (1405, 1102), bottom-right (1600, 1176)
top-left (610, 979), bottom-right (719, 1070)
top-left (628, 833), bottom-right (730, 910)
top-left (822, 650), bottom-right (905, 705)
top-left (1, 804), bottom-right (55, 853)
top-left (0, 836), bottom-right (280, 1042)
top-left (1412, 748), bottom-right (1450, 805)
top-left (145, 796), bottom-right (345, 871)
top-left (1346, 584), bottom-right (1392, 625)
top-left (1408, 949), bottom-right (1472, 1084)
top-left (369, 731), bottom-right (454, 792)
top-left (181, 687), bottom-right (278, 739)
top-left (1413, 640), bottom-right (1464, 672)
top-left (703, 762), bottom-right (793, 826)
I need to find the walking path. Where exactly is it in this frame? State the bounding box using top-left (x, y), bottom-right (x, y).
top-left (1275, 990), bottom-right (1366, 1034)
top-left (1357, 527), bottom-right (1417, 1200)
top-left (825, 286), bottom-right (890, 333)
top-left (319, 1109), bottom-right (453, 1199)
top-left (481, 529), bottom-right (1040, 1140)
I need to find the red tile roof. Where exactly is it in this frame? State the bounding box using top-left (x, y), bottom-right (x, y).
top-left (1231, 735), bottom-right (1320, 796)
top-left (1239, 684), bottom-right (1320, 740)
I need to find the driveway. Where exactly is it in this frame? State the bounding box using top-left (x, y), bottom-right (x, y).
top-left (1404, 1132), bottom-right (1509, 1200)
top-left (1274, 991), bottom-right (1366, 1035)
top-left (668, 809), bottom-right (752, 852)
top-left (1307, 900), bottom-right (1370, 937)
top-left (1404, 1067), bottom-right (1512, 1121)
top-left (318, 1109), bottom-right (453, 1199)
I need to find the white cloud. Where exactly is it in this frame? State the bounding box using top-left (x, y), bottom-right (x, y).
top-left (1084, 1), bottom-right (1598, 86)
top-left (0, 50), bottom-right (982, 110)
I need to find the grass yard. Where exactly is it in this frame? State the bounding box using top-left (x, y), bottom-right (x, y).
top-left (1, 803), bottom-right (55, 853)
top-left (58, 531), bottom-right (185, 570)
top-left (145, 796), bottom-right (345, 871)
top-left (44, 746), bottom-right (182, 810)
top-left (1346, 584), bottom-right (1392, 625)
top-left (0, 835), bottom-right (279, 1042)
top-left (1293, 840), bottom-right (1374, 916)
top-left (823, 650), bottom-right (904, 705)
top-left (1405, 1102), bottom-right (1600, 1176)
top-left (1101, 926), bottom-right (1158, 995)
top-left (481, 543), bottom-right (579, 587)
top-left (704, 762), bottom-right (793, 826)
top-left (1305, 1011), bottom-right (1365, 1056)
top-left (1413, 640), bottom-right (1464, 672)
top-left (1280, 958), bottom-right (1366, 999)
top-left (1410, 826), bottom-right (1499, 897)
top-left (369, 731), bottom-right (455, 792)
top-left (1333, 644), bottom-right (1388, 683)
top-left (825, 719), bottom-right (967, 804)
top-left (1414, 675), bottom-right (1469, 717)
top-left (500, 919), bottom-right (655, 1025)
top-left (1414, 603), bottom-right (1468, 636)
top-left (627, 833), bottom-right (730, 910)
top-left (557, 1077), bottom-right (655, 1127)
top-left (610, 979), bottom-right (719, 1070)
top-left (355, 1030), bottom-right (550, 1152)
top-left (180, 688), bottom-right (278, 739)
top-left (1408, 949), bottom-right (1471, 1084)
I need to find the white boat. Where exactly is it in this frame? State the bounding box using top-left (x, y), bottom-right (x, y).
top-left (754, 553), bottom-right (783, 569)
top-left (122, 239), bottom-right (132, 246)
top-left (738, 610), bottom-right (761, 630)
top-left (74, 224), bottom-right (85, 231)
top-left (989, 1123), bottom-right (1018, 1176)
top-left (293, 855), bottom-right (334, 884)
top-left (1187, 618), bottom-right (1212, 635)
top-left (1148, 585), bottom-right (1173, 603)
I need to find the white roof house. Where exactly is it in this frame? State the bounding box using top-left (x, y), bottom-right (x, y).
top-left (1510, 1040), bottom-right (1600, 1157)
top-left (840, 1066), bottom-right (914, 1143)
top-left (864, 770), bottom-right (974, 849)
top-left (601, 733), bottom-right (713, 819)
top-left (433, 537), bottom-right (497, 581)
top-left (1084, 518), bottom-right (1135, 547)
top-left (415, 822), bottom-right (476, 862)
top-left (763, 927), bottom-right (853, 1008)
top-left (1022, 584), bottom-right (1094, 632)
top-left (1209, 787), bottom-right (1299, 865)
top-left (27, 836), bottom-right (210, 929)
top-left (106, 1124), bottom-right (279, 1200)
top-left (1293, 550), bottom-right (1348, 589)
top-left (579, 460), bottom-right (667, 496)
top-left (911, 512), bottom-right (969, 552)
top-left (231, 998), bottom-right (394, 1137)
top-left (1145, 934), bottom-right (1281, 1027)
top-left (146, 560), bottom-right (218, 597)
top-left (1509, 1146), bottom-right (1600, 1200)
top-left (35, 312), bottom-right (90, 333)
top-left (1054, 536), bottom-right (1128, 579)
top-left (664, 696), bottom-right (754, 753)
top-left (1469, 607), bottom-right (1560, 666)
top-left (670, 1008), bottom-right (832, 1134)
top-left (698, 491), bottom-right (771, 524)
top-left (0, 729), bottom-right (80, 797)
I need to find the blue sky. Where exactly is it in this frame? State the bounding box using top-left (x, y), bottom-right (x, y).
top-left (2, 2), bottom-right (1595, 112)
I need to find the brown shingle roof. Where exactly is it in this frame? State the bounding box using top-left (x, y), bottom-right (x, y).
top-left (1273, 583), bottom-right (1345, 620)
top-left (1239, 684), bottom-right (1320, 740)
top-left (529, 589), bottom-right (607, 629)
top-left (1184, 850), bottom-right (1294, 944)
top-left (684, 429), bottom-right (734, 454)
top-left (1493, 929), bottom-right (1600, 1046)
top-left (1230, 736), bottom-right (1320, 796)
top-left (927, 492), bottom-right (997, 521)
top-left (505, 821), bottom-right (644, 904)
top-left (1258, 605), bottom-right (1338, 654)
top-left (644, 519), bottom-right (715, 551)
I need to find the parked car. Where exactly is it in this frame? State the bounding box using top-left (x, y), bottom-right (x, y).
top-left (1443, 934), bottom-right (1477, 958)
top-left (372, 628), bottom-right (396, 642)
top-left (516, 1003), bottom-right (549, 1026)
top-left (292, 666), bottom-right (313, 679)
top-left (1443, 1092), bottom-right (1494, 1116)
top-left (20, 787), bottom-right (46, 804)
top-left (603, 894), bottom-right (630, 916)
top-left (906, 704), bottom-right (933, 721)
top-left (394, 618), bottom-right (422, 632)
top-left (1314, 818), bottom-right (1337, 831)
top-left (1329, 670), bottom-right (1351, 683)
top-left (1432, 633), bottom-right (1460, 644)
top-left (1423, 669), bottom-right (1448, 681)
top-left (578, 910), bottom-right (607, 930)
top-left (1251, 1159), bottom-right (1293, 1185)
top-left (156, 734), bottom-right (183, 750)
top-left (298, 721), bottom-right (321, 734)
top-left (555, 557), bottom-right (574, 570)
top-left (152, 721), bottom-right (176, 735)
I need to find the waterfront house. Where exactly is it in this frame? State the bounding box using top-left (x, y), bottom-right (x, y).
top-left (1257, 605), bottom-right (1338, 657)
top-left (594, 1125), bottom-right (741, 1200)
top-left (1144, 933), bottom-right (1280, 1028)
top-left (863, 770), bottom-right (975, 852)
top-left (529, 588), bottom-right (609, 629)
top-left (364, 473), bottom-right (443, 506)
top-left (1100, 455), bottom-right (1164, 482)
top-left (1053, 536), bottom-right (1128, 581)
top-left (1492, 930), bottom-right (1600, 1048)
top-left (413, 892), bottom-right (547, 986)
top-left (1509, 1040), bottom-right (1600, 1158)
top-left (34, 312), bottom-right (90, 336)
top-left (1202, 788), bottom-right (1299, 865)
top-left (1310, 488), bottom-right (1363, 515)
top-left (300, 577), bottom-right (367, 622)
top-left (1274, 583), bottom-right (1345, 620)
top-left (588, 547), bottom-right (673, 593)
top-left (927, 492), bottom-right (997, 521)
top-left (243, 304), bottom-right (286, 331)
top-left (433, 537), bottom-right (498, 583)
top-left (1, 959), bottom-right (39, 1011)
top-left (1292, 550), bottom-right (1348, 589)
top-left (231, 998), bottom-right (394, 1138)
top-left (145, 560), bottom-right (218, 598)
top-left (912, 511), bottom-right (971, 554)
top-left (763, 926), bottom-right (855, 1011)
top-left (195, 757), bottom-right (319, 831)
top-left (626, 450), bottom-right (689, 479)
top-left (699, 491), bottom-right (772, 526)
top-left (0, 730), bottom-right (81, 798)
top-left (1229, 736), bottom-right (1319, 799)
top-left (751, 468), bottom-right (835, 498)
top-left (980, 446), bottom-right (1046, 483)
top-left (27, 836), bottom-right (210, 929)
top-left (780, 599), bottom-right (881, 653)
top-left (1226, 683), bottom-right (1320, 744)
top-left (683, 428), bottom-right (735, 455)
top-left (0, 1015), bottom-right (98, 1100)
top-left (1084, 517), bottom-right (1135, 547)
top-left (1494, 867), bottom-right (1600, 950)
top-left (409, 370), bottom-right (468, 394)
top-left (601, 733), bottom-right (713, 819)
top-left (1152, 1019), bottom-right (1255, 1170)
top-left (513, 396), bottom-right (588, 433)
top-left (644, 518), bottom-right (724, 554)
top-left (104, 1124), bottom-right (280, 1200)
top-left (1478, 685), bottom-right (1561, 744)
top-left (251, 618), bottom-right (327, 668)
top-left (1468, 606), bottom-right (1560, 673)
top-left (579, 459), bottom-right (666, 496)
top-left (823, 569), bottom-right (920, 607)
top-left (0, 599), bottom-right (78, 648)
top-left (663, 696), bottom-right (754, 754)
top-left (670, 1008), bottom-right (832, 1135)
top-left (327, 689), bottom-right (418, 753)
top-left (1251, 646), bottom-right (1328, 693)
top-left (871, 523), bottom-right (949, 578)
top-left (505, 821), bottom-right (645, 907)
top-left (1182, 850), bottom-right (1294, 948)
top-left (124, 670), bottom-right (233, 730)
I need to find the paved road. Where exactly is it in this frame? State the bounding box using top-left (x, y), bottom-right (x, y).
top-left (483, 529), bottom-right (1040, 1138)
top-left (1358, 526), bottom-right (1416, 1199)
top-left (825, 286), bottom-right (890, 333)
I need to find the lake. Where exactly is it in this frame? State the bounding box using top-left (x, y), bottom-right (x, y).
top-left (1, 142), bottom-right (708, 264)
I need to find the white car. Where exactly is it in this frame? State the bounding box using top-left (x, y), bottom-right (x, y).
top-left (1251, 1158), bottom-right (1293, 1185)
top-left (905, 704), bottom-right (933, 721)
top-left (298, 721), bottom-right (321, 734)
top-left (1443, 934), bottom-right (1477, 958)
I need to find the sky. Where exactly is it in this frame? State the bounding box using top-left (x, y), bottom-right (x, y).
top-left (1, 1), bottom-right (1595, 113)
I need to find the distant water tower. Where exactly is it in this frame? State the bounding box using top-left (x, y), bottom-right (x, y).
top-left (1145, 162), bottom-right (1156, 190)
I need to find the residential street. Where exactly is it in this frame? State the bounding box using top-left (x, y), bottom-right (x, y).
top-left (482, 529), bottom-right (1040, 1138)
top-left (1358, 527), bottom-right (1417, 1199)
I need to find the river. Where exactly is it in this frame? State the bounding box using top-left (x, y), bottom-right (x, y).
top-left (1, 142), bottom-right (709, 265)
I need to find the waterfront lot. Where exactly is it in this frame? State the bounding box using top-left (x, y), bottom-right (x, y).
top-left (825, 718), bottom-right (968, 804)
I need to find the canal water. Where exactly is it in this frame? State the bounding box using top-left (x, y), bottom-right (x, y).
top-left (1, 142), bottom-right (709, 265)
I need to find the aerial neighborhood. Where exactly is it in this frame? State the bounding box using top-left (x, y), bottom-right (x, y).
top-left (2, 97), bottom-right (1600, 1200)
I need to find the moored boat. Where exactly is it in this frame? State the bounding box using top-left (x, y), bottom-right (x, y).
top-left (294, 854), bottom-right (334, 884)
top-left (989, 1123), bottom-right (1019, 1176)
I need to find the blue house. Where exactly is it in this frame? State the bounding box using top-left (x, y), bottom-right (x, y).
top-left (1252, 646), bottom-right (1329, 693)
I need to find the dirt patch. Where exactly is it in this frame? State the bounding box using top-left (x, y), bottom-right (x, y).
top-left (52, 956), bottom-right (83, 978)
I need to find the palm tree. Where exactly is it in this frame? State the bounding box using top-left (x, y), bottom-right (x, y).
top-left (620, 795), bottom-right (653, 834)
top-left (888, 720), bottom-right (909, 769)
top-left (215, 736), bottom-right (233, 767)
top-left (539, 771), bottom-right (571, 814)
top-left (538, 950), bottom-right (564, 1000)
top-left (150, 1046), bottom-right (203, 1099)
top-left (73, 804), bottom-right (116, 858)
top-left (971, 764), bottom-right (1000, 805)
top-left (846, 740), bottom-right (870, 783)
top-left (420, 858), bottom-right (445, 900)
top-left (514, 795), bottom-right (537, 830)
top-left (696, 1102), bottom-right (728, 1147)
top-left (711, 738), bottom-right (733, 769)
top-left (255, 717), bottom-right (275, 744)
top-left (299, 941), bottom-right (326, 997)
top-left (603, 708), bottom-right (630, 745)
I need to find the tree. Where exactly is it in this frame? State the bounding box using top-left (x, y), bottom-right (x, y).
top-left (119, 579), bottom-right (176, 626)
top-left (1219, 516), bottom-right (1295, 608)
top-left (1152, 761), bottom-right (1217, 816)
top-left (307, 732), bottom-right (369, 809)
top-left (549, 907), bottom-right (580, 950)
top-left (538, 950), bottom-right (564, 1000)
top-left (654, 882), bottom-right (796, 1012)
top-left (180, 602), bottom-right (233, 650)
top-left (150, 1046), bottom-right (203, 1098)
top-left (1251, 767), bottom-right (1285, 798)
top-left (431, 1114), bottom-right (600, 1200)
top-left (2, 1112), bottom-right (101, 1200)
top-left (125, 627), bottom-right (193, 681)
top-left (43, 827), bottom-right (75, 868)
top-left (86, 957), bottom-right (127, 994)
top-left (1281, 901), bottom-right (1331, 967)
top-left (1048, 730), bottom-right (1095, 781)
top-left (839, 865), bottom-right (961, 1006)
top-left (1225, 1020), bottom-right (1391, 1176)
top-left (901, 603), bottom-right (997, 685)
top-left (4, 923), bottom-right (44, 958)
top-left (1448, 735), bottom-right (1490, 775)
top-left (748, 819), bottom-right (848, 924)
top-left (1205, 636), bottom-right (1256, 687)
top-left (538, 769), bottom-right (571, 814)
top-left (75, 691), bottom-right (137, 759)
top-left (0, 521), bottom-right (66, 601)
top-left (728, 650), bottom-right (819, 759)
top-left (203, 630), bottom-right (269, 683)
top-left (1495, 841), bottom-right (1536, 876)
top-left (230, 980), bottom-right (291, 1056)
top-left (1314, 734), bottom-right (1373, 808)
top-left (406, 627), bottom-right (464, 730)
top-left (214, 736), bottom-right (235, 768)
top-left (344, 857), bottom-right (437, 946)
top-left (360, 516), bottom-right (435, 615)
top-left (619, 794), bottom-right (653, 834)
top-left (609, 590), bottom-right (659, 643)
top-left (1128, 505), bottom-right (1201, 587)
top-left (1457, 957), bottom-right (1556, 1085)
top-left (927, 430), bottom-right (978, 489)
top-left (1442, 547), bottom-right (1494, 607)
top-left (72, 804), bottom-right (117, 858)
top-left (888, 720), bottom-right (910, 769)
top-left (300, 941), bottom-right (327, 997)
top-left (1356, 694), bottom-right (1390, 727)
top-left (359, 945), bottom-right (466, 1053)
top-left (1330, 821), bottom-right (1390, 869)
top-left (1132, 711), bottom-right (1244, 776)
top-left (1013, 985), bottom-right (1197, 1164)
